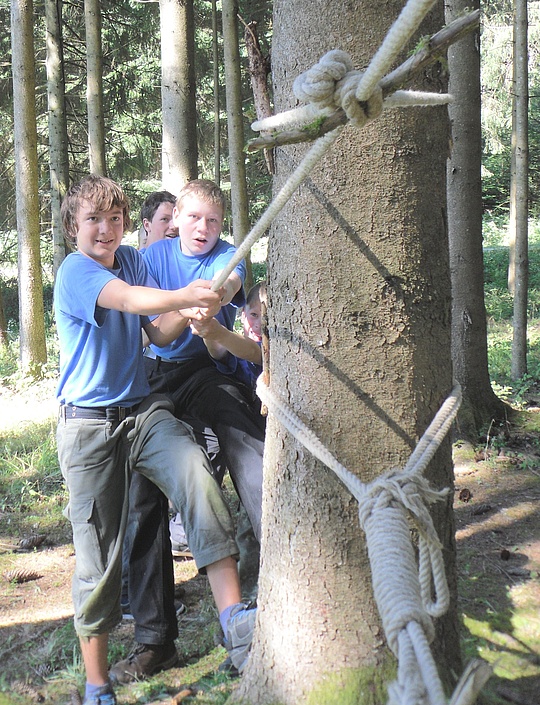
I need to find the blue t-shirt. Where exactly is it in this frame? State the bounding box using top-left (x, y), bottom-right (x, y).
top-left (54, 246), bottom-right (156, 407)
top-left (143, 237), bottom-right (246, 361)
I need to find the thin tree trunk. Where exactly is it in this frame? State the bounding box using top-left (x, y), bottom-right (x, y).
top-left (11, 0), bottom-right (47, 375)
top-left (160, 0), bottom-right (198, 190)
top-left (45, 0), bottom-right (70, 275)
top-left (212, 0), bottom-right (221, 186)
top-left (510, 0), bottom-right (529, 381)
top-left (222, 0), bottom-right (251, 252)
top-left (85, 0), bottom-right (107, 175)
top-left (446, 0), bottom-right (509, 436)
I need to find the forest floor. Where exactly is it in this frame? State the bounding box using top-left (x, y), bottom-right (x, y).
top-left (0, 380), bottom-right (539, 705)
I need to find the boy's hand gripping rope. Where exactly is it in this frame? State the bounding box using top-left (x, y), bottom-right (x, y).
top-left (257, 379), bottom-right (491, 705)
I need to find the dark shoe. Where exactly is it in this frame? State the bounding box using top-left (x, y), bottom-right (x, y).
top-left (109, 642), bottom-right (179, 685)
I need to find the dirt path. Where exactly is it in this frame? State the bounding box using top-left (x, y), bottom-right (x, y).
top-left (1, 384), bottom-right (539, 704)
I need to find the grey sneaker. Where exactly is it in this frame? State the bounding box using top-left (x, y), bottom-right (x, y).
top-left (82, 683), bottom-right (117, 705)
top-left (224, 603), bottom-right (257, 673)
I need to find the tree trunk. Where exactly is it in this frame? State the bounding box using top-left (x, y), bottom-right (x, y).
top-left (85, 0), bottom-right (107, 175)
top-left (45, 0), bottom-right (70, 276)
top-left (235, 1), bottom-right (460, 703)
top-left (212, 0), bottom-right (221, 186)
top-left (446, 0), bottom-right (509, 437)
top-left (160, 0), bottom-right (198, 190)
top-left (11, 0), bottom-right (47, 375)
top-left (222, 0), bottom-right (253, 287)
top-left (510, 0), bottom-right (529, 381)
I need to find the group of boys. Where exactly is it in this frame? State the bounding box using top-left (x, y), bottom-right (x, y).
top-left (55, 175), bottom-right (265, 705)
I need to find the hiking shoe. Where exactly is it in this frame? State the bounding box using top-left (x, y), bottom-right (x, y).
top-left (109, 642), bottom-right (179, 685)
top-left (82, 683), bottom-right (117, 705)
top-left (224, 603), bottom-right (257, 673)
top-left (217, 654), bottom-right (240, 678)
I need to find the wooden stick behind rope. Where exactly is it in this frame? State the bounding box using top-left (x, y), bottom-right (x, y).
top-left (259, 282), bottom-right (270, 416)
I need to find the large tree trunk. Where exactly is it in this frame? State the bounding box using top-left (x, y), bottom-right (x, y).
top-left (160, 0), bottom-right (198, 190)
top-left (45, 0), bottom-right (70, 275)
top-left (236, 1), bottom-right (460, 703)
top-left (11, 0), bottom-right (47, 375)
top-left (510, 0), bottom-right (529, 381)
top-left (446, 0), bottom-right (509, 438)
top-left (85, 0), bottom-right (107, 175)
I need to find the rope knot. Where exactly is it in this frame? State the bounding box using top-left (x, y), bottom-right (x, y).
top-left (293, 50), bottom-right (384, 128)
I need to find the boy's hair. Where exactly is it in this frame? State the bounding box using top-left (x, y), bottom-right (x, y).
top-left (140, 190), bottom-right (176, 230)
top-left (61, 174), bottom-right (131, 245)
top-left (245, 281), bottom-right (266, 308)
top-left (176, 179), bottom-right (227, 215)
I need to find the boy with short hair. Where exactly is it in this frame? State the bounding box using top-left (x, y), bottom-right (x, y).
top-left (138, 190), bottom-right (178, 250)
top-left (112, 180), bottom-right (265, 684)
top-left (55, 175), bottom-right (256, 705)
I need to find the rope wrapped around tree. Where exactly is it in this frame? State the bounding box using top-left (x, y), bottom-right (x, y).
top-left (210, 0), bottom-right (490, 703)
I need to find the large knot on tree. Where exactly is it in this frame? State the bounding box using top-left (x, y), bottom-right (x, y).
top-left (292, 49), bottom-right (384, 128)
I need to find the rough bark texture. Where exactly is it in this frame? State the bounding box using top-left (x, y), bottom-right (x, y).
top-left (11, 0), bottom-right (47, 374)
top-left (160, 0), bottom-right (198, 190)
top-left (45, 0), bottom-right (70, 275)
top-left (84, 0), bottom-right (107, 175)
top-left (446, 0), bottom-right (509, 438)
top-left (235, 1), bottom-right (460, 703)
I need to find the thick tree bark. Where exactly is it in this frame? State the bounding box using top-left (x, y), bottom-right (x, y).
top-left (45, 0), bottom-right (70, 275)
top-left (160, 0), bottom-right (198, 190)
top-left (11, 0), bottom-right (47, 375)
top-left (446, 0), bottom-right (509, 437)
top-left (84, 0), bottom-right (107, 175)
top-left (235, 1), bottom-right (460, 703)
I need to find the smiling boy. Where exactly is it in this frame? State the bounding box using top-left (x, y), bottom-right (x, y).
top-left (55, 175), bottom-right (257, 705)
top-left (111, 180), bottom-right (265, 684)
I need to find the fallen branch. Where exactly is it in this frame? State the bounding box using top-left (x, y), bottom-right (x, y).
top-left (247, 9), bottom-right (480, 152)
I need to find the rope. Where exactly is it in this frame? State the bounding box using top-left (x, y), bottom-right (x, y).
top-left (258, 378), bottom-right (464, 705)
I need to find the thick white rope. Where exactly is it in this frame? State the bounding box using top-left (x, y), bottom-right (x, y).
top-left (257, 378), bottom-right (469, 705)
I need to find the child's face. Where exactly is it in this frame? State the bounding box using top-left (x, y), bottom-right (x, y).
top-left (173, 195), bottom-right (223, 257)
top-left (241, 301), bottom-right (262, 342)
top-left (75, 199), bottom-right (125, 268)
top-left (144, 201), bottom-right (178, 248)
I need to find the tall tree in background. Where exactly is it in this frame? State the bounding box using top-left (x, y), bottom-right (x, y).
top-left (160, 0), bottom-right (198, 190)
top-left (509, 0), bottom-right (529, 380)
top-left (236, 1), bottom-right (460, 702)
top-left (10, 0), bottom-right (47, 374)
top-left (222, 0), bottom-right (252, 285)
top-left (212, 0), bottom-right (221, 185)
top-left (85, 0), bottom-right (107, 175)
top-left (446, 0), bottom-right (508, 436)
top-left (45, 0), bottom-right (70, 274)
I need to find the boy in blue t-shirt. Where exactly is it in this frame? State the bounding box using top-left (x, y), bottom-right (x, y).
top-left (113, 181), bottom-right (265, 684)
top-left (55, 175), bottom-right (256, 705)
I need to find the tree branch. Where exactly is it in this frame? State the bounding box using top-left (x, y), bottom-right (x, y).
top-left (247, 9), bottom-right (480, 152)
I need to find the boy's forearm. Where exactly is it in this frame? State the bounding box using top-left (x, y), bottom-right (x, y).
top-left (220, 272), bottom-right (242, 306)
top-left (208, 325), bottom-right (262, 365)
top-left (97, 278), bottom-right (220, 315)
top-left (144, 311), bottom-right (191, 347)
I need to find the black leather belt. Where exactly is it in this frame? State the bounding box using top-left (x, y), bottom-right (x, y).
top-left (60, 404), bottom-right (136, 421)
